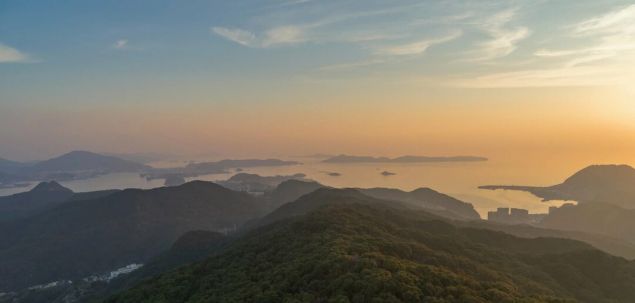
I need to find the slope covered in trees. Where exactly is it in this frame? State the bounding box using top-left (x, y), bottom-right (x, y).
top-left (0, 181), bottom-right (264, 291)
top-left (107, 190), bottom-right (635, 303)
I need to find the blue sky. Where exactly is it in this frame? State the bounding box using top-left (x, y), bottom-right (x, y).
top-left (2, 0), bottom-right (634, 100)
top-left (1, 1), bottom-right (634, 159)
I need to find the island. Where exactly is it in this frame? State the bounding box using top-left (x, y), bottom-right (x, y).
top-left (323, 171), bottom-right (342, 177)
top-left (323, 154), bottom-right (488, 163)
top-left (479, 164), bottom-right (635, 209)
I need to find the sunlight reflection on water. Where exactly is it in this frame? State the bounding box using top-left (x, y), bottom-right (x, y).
top-left (0, 158), bottom-right (589, 218)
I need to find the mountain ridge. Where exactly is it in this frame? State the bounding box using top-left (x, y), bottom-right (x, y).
top-left (106, 193), bottom-right (635, 303)
top-left (30, 151), bottom-right (150, 173)
top-left (480, 164), bottom-right (635, 208)
top-left (0, 180), bottom-right (265, 291)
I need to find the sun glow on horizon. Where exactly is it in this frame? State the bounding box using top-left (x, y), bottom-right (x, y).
top-left (1, 0), bottom-right (635, 162)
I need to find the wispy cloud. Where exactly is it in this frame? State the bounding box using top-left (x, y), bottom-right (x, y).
top-left (452, 4), bottom-right (635, 89)
top-left (466, 9), bottom-right (530, 61)
top-left (112, 39), bottom-right (130, 50)
top-left (377, 31), bottom-right (462, 56)
top-left (211, 1), bottom-right (432, 49)
top-left (212, 27), bottom-right (257, 47)
top-left (538, 4), bottom-right (635, 61)
top-left (279, 0), bottom-right (312, 6)
top-left (318, 31), bottom-right (461, 72)
top-left (212, 26), bottom-right (306, 48)
top-left (263, 26), bottom-right (306, 46)
top-left (211, 1), bottom-right (631, 88)
top-left (0, 43), bottom-right (31, 63)
top-left (450, 64), bottom-right (625, 88)
top-left (572, 4), bottom-right (635, 36)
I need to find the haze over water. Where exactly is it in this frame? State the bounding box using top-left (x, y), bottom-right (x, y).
top-left (3, 152), bottom-right (630, 217)
top-left (2, 0), bottom-right (635, 217)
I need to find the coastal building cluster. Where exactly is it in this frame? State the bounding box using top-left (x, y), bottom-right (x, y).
top-left (487, 207), bottom-right (546, 224)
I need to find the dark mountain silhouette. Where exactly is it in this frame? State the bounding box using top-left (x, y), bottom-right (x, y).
top-left (182, 159), bottom-right (300, 175)
top-left (217, 173), bottom-right (307, 193)
top-left (222, 172), bottom-right (306, 185)
top-left (255, 188), bottom-right (398, 228)
top-left (0, 231), bottom-right (229, 303)
top-left (29, 151), bottom-right (150, 173)
top-left (463, 219), bottom-right (635, 259)
top-left (260, 180), bottom-right (635, 259)
top-left (481, 164), bottom-right (635, 208)
top-left (213, 158), bottom-right (300, 168)
top-left (260, 179), bottom-right (481, 221)
top-left (0, 158), bottom-right (29, 186)
top-left (0, 230), bottom-right (230, 303)
top-left (0, 181), bottom-right (74, 221)
top-left (323, 154), bottom-right (487, 163)
top-left (106, 194), bottom-right (635, 303)
top-left (0, 181), bottom-right (265, 291)
top-left (539, 203), bottom-right (635, 244)
top-left (0, 152), bottom-right (151, 187)
top-left (65, 189), bottom-right (121, 202)
top-left (102, 152), bottom-right (175, 164)
top-left (264, 179), bottom-right (324, 210)
top-left (30, 180), bottom-right (72, 192)
top-left (0, 157), bottom-right (27, 173)
top-left (0, 157), bottom-right (18, 166)
top-left (359, 187), bottom-right (481, 220)
top-left (143, 159), bottom-right (302, 180)
top-left (0, 181), bottom-right (120, 222)
top-left (99, 230), bottom-right (229, 297)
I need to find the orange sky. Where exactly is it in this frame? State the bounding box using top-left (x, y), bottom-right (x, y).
top-left (2, 1), bottom-right (635, 163)
top-left (2, 84), bottom-right (634, 163)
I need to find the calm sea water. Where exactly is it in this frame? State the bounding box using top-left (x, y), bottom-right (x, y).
top-left (2, 156), bottom-right (625, 218)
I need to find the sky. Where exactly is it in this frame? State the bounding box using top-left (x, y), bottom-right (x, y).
top-left (1, 0), bottom-right (635, 161)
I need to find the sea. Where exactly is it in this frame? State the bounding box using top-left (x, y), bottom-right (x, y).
top-left (2, 155), bottom-right (626, 218)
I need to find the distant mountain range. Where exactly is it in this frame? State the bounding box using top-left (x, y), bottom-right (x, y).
top-left (3, 174), bottom-right (635, 302)
top-left (481, 164), bottom-right (635, 209)
top-left (322, 154), bottom-right (488, 163)
top-left (0, 151), bottom-right (151, 175)
top-left (358, 187), bottom-right (481, 220)
top-left (28, 151), bottom-right (151, 173)
top-left (0, 151), bottom-right (152, 187)
top-left (102, 152), bottom-right (177, 164)
top-left (480, 164), bottom-right (635, 252)
top-left (0, 176), bottom-right (484, 292)
top-left (217, 173), bottom-right (308, 193)
top-left (106, 189), bottom-right (635, 303)
top-left (0, 151), bottom-right (303, 189)
top-left (257, 179), bottom-right (481, 221)
top-left (263, 179), bottom-right (324, 210)
top-left (0, 181), bottom-right (117, 222)
top-left (0, 157), bottom-right (29, 172)
top-left (540, 202), bottom-right (635, 244)
top-left (141, 159), bottom-right (302, 180)
top-left (0, 172), bottom-right (25, 188)
top-left (0, 181), bottom-right (265, 291)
